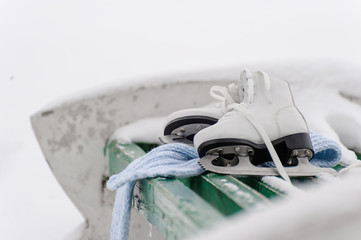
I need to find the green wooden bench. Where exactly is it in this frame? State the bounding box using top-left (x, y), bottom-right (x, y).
top-left (106, 140), bottom-right (358, 240)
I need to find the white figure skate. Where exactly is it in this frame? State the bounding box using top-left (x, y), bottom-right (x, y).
top-left (159, 81), bottom-right (242, 145)
top-left (196, 70), bottom-right (337, 181)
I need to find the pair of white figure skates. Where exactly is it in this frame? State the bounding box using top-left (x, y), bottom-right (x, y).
top-left (160, 70), bottom-right (336, 182)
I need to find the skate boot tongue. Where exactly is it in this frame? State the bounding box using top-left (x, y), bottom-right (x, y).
top-left (241, 69), bottom-right (273, 104)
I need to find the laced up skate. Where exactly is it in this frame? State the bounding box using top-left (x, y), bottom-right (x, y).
top-left (159, 81), bottom-right (242, 145)
top-left (196, 70), bottom-right (337, 181)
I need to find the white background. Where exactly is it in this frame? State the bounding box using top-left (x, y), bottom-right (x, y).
top-left (1, 1), bottom-right (361, 239)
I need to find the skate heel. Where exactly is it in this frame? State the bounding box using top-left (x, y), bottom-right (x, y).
top-left (283, 133), bottom-right (313, 155)
top-left (281, 133), bottom-right (314, 166)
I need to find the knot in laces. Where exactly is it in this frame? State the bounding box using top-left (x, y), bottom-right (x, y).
top-left (209, 70), bottom-right (273, 114)
top-left (209, 83), bottom-right (239, 113)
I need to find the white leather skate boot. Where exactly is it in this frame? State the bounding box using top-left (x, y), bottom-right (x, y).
top-left (195, 70), bottom-right (337, 181)
top-left (159, 81), bottom-right (242, 145)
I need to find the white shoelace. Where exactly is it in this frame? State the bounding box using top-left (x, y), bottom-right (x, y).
top-left (210, 70), bottom-right (291, 183)
top-left (209, 83), bottom-right (239, 113)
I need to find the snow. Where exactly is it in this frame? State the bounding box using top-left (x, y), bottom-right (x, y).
top-left (290, 83), bottom-right (361, 165)
top-left (261, 176), bottom-right (303, 195)
top-left (316, 172), bottom-right (340, 184)
top-left (110, 117), bottom-right (166, 145)
top-left (2, 1), bottom-right (361, 240)
top-left (191, 172), bottom-right (361, 240)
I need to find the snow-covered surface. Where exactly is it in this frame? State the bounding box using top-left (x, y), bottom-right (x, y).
top-left (261, 176), bottom-right (303, 195)
top-left (2, 1), bottom-right (361, 240)
top-left (290, 82), bottom-right (361, 165)
top-left (110, 117), bottom-right (166, 144)
top-left (191, 171), bottom-right (361, 240)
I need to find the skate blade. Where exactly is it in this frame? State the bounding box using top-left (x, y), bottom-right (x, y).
top-left (159, 135), bottom-right (193, 146)
top-left (199, 155), bottom-right (338, 177)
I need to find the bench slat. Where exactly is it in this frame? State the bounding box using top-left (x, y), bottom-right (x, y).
top-left (187, 174), bottom-right (270, 216)
top-left (238, 177), bottom-right (286, 198)
top-left (107, 141), bottom-right (225, 239)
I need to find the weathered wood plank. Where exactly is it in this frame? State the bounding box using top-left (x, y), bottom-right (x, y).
top-left (107, 141), bottom-right (225, 240)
